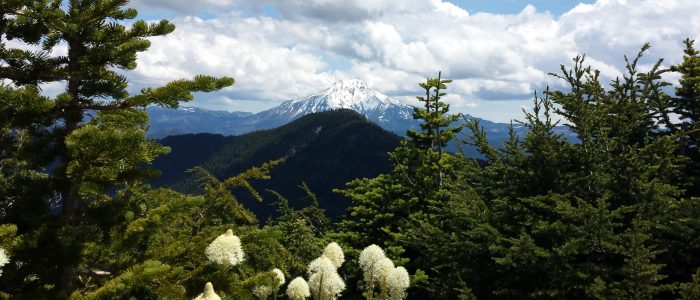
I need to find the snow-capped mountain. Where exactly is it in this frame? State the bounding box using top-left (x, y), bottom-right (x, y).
top-left (270, 79), bottom-right (411, 118)
top-left (247, 79), bottom-right (417, 133)
top-left (147, 79), bottom-right (574, 152)
top-left (148, 79), bottom-right (419, 138)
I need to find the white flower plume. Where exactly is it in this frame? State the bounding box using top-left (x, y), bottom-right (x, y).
top-left (322, 242), bottom-right (345, 268)
top-left (387, 266), bottom-right (410, 300)
top-left (253, 285), bottom-right (273, 299)
top-left (374, 257), bottom-right (395, 291)
top-left (307, 254), bottom-right (346, 300)
top-left (307, 255), bottom-right (336, 276)
top-left (308, 268), bottom-right (346, 300)
top-left (193, 282), bottom-right (222, 300)
top-left (359, 244), bottom-right (386, 287)
top-left (0, 247), bottom-right (9, 276)
top-left (286, 277), bottom-right (311, 300)
top-left (359, 244), bottom-right (385, 272)
top-left (205, 229), bottom-right (244, 266)
top-left (273, 268), bottom-right (286, 287)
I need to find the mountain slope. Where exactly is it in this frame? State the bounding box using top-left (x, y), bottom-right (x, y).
top-left (147, 106), bottom-right (252, 137)
top-left (151, 109), bottom-right (401, 219)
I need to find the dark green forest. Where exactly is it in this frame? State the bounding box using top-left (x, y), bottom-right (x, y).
top-left (1, 1), bottom-right (700, 299)
top-left (151, 109), bottom-right (400, 219)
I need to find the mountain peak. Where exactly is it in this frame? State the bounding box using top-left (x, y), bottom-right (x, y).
top-left (315, 79), bottom-right (378, 108)
top-left (327, 79), bottom-right (369, 91)
top-left (309, 79), bottom-right (414, 112)
top-left (259, 80), bottom-right (415, 132)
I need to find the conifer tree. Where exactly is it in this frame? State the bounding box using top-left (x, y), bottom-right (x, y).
top-left (0, 0), bottom-right (233, 297)
top-left (468, 44), bottom-right (680, 298)
top-left (649, 39), bottom-right (700, 293)
top-left (670, 39), bottom-right (700, 132)
top-left (267, 187), bottom-right (328, 274)
top-left (669, 38), bottom-right (700, 197)
top-left (406, 72), bottom-right (461, 186)
top-left (399, 43), bottom-right (693, 299)
top-left (337, 72), bottom-right (467, 298)
top-left (336, 40), bottom-right (700, 299)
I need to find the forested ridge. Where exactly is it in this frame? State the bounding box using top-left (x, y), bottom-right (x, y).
top-left (1, 1), bottom-right (700, 299)
top-left (152, 109), bottom-right (400, 219)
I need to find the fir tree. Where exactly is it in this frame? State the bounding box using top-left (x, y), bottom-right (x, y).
top-left (669, 38), bottom-right (700, 197)
top-left (670, 39), bottom-right (700, 133)
top-left (267, 186), bottom-right (328, 275)
top-left (0, 0), bottom-right (232, 297)
top-left (473, 44), bottom-right (679, 298)
top-left (337, 72), bottom-right (468, 298)
top-left (406, 72), bottom-right (461, 187)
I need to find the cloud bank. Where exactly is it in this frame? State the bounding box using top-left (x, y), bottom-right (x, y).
top-left (111, 1), bottom-right (700, 119)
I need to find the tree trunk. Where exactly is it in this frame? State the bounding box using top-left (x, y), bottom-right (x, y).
top-left (56, 32), bottom-right (83, 297)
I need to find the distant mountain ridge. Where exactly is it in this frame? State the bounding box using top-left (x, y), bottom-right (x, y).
top-left (147, 106), bottom-right (253, 138)
top-left (147, 79), bottom-right (576, 154)
top-left (147, 79), bottom-right (418, 138)
top-left (151, 109), bottom-right (400, 219)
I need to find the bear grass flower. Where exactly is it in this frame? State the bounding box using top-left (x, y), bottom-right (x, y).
top-left (359, 244), bottom-right (389, 300)
top-left (307, 254), bottom-right (345, 300)
top-left (0, 247), bottom-right (9, 276)
top-left (322, 242), bottom-right (345, 268)
top-left (387, 266), bottom-right (410, 300)
top-left (193, 282), bottom-right (221, 300)
top-left (273, 268), bottom-right (285, 287)
top-left (253, 285), bottom-right (273, 300)
top-left (205, 229), bottom-right (244, 266)
top-left (309, 268), bottom-right (345, 300)
top-left (359, 244), bottom-right (385, 271)
top-left (374, 257), bottom-right (395, 292)
top-left (357, 244), bottom-right (411, 300)
top-left (286, 277), bottom-right (311, 300)
top-left (307, 255), bottom-right (336, 276)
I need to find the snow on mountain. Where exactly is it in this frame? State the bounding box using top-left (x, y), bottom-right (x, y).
top-left (147, 79), bottom-right (463, 137)
top-left (147, 79), bottom-right (575, 152)
top-left (273, 79), bottom-right (412, 118)
top-left (249, 79), bottom-right (417, 133)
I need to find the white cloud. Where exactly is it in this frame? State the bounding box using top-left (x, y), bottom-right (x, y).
top-left (129, 16), bottom-right (340, 110)
top-left (248, 0), bottom-right (423, 23)
top-left (8, 0), bottom-right (697, 120)
top-left (131, 0), bottom-right (239, 14)
top-left (464, 102), bottom-right (478, 108)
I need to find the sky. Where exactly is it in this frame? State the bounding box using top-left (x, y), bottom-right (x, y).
top-left (71, 0), bottom-right (700, 122)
